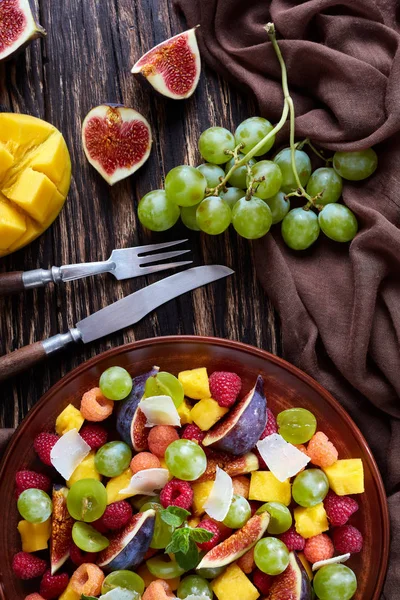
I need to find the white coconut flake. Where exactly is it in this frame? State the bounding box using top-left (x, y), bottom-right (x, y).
top-left (119, 468), bottom-right (170, 496)
top-left (312, 553), bottom-right (351, 571)
top-left (204, 467), bottom-right (233, 522)
top-left (138, 395), bottom-right (181, 427)
top-left (50, 428), bottom-right (91, 480)
top-left (256, 433), bottom-right (310, 482)
top-left (100, 588), bottom-right (137, 600)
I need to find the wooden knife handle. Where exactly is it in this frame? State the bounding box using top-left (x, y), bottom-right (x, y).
top-left (0, 271), bottom-right (24, 296)
top-left (0, 342), bottom-right (47, 382)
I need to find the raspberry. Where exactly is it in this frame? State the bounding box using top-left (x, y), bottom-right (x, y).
top-left (12, 552), bottom-right (47, 580)
top-left (80, 387), bottom-right (114, 422)
top-left (332, 525), bottom-right (363, 554)
top-left (324, 490), bottom-right (359, 527)
top-left (260, 408), bottom-right (278, 439)
top-left (69, 542), bottom-right (98, 567)
top-left (79, 424), bottom-right (108, 449)
top-left (34, 433), bottom-right (59, 466)
top-left (130, 452), bottom-right (161, 475)
top-left (304, 534), bottom-right (334, 564)
top-left (160, 479), bottom-right (193, 510)
top-left (307, 431), bottom-right (338, 468)
top-left (25, 595), bottom-right (45, 600)
top-left (182, 424), bottom-right (205, 444)
top-left (253, 568), bottom-right (273, 595)
top-left (196, 519), bottom-right (222, 551)
top-left (15, 470), bottom-right (52, 497)
top-left (279, 526), bottom-right (305, 551)
top-left (40, 570), bottom-right (69, 599)
top-left (237, 547), bottom-right (255, 574)
top-left (209, 371), bottom-right (242, 408)
top-left (96, 501), bottom-right (133, 531)
top-left (148, 425), bottom-right (179, 458)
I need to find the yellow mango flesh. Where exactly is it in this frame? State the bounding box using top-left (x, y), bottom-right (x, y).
top-left (191, 397), bottom-right (228, 431)
top-left (67, 451), bottom-right (101, 487)
top-left (177, 398), bottom-right (193, 424)
top-left (249, 471), bottom-right (291, 506)
top-left (0, 143), bottom-right (13, 180)
top-left (294, 503), bottom-right (329, 539)
top-left (18, 519), bottom-right (51, 553)
top-left (323, 459), bottom-right (365, 495)
top-left (192, 480), bottom-right (214, 516)
top-left (106, 468), bottom-right (134, 504)
top-left (59, 583), bottom-right (81, 600)
top-left (178, 367), bottom-right (211, 399)
top-left (212, 563), bottom-right (259, 600)
top-left (56, 404), bottom-right (85, 436)
top-left (0, 198), bottom-right (26, 250)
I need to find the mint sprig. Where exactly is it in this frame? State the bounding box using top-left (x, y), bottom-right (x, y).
top-left (165, 526), bottom-right (214, 571)
top-left (160, 506), bottom-right (191, 528)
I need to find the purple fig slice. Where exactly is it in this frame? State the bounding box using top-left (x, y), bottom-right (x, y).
top-left (203, 376), bottom-right (267, 455)
top-left (50, 485), bottom-right (74, 575)
top-left (198, 450), bottom-right (259, 483)
top-left (266, 552), bottom-right (312, 599)
top-left (131, 28), bottom-right (201, 100)
top-left (82, 104), bottom-right (152, 185)
top-left (0, 0), bottom-right (45, 61)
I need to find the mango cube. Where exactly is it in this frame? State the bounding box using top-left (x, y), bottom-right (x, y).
top-left (17, 519), bottom-right (51, 552)
top-left (191, 398), bottom-right (228, 431)
top-left (177, 398), bottom-right (193, 425)
top-left (249, 471), bottom-right (291, 506)
top-left (55, 403), bottom-right (84, 435)
top-left (323, 459), bottom-right (364, 495)
top-left (0, 143), bottom-right (13, 182)
top-left (0, 200), bottom-right (26, 250)
top-left (0, 112), bottom-right (54, 146)
top-left (67, 451), bottom-right (100, 487)
top-left (59, 584), bottom-right (80, 600)
top-left (178, 367), bottom-right (211, 399)
top-left (5, 168), bottom-right (56, 223)
top-left (294, 503), bottom-right (329, 539)
top-left (30, 132), bottom-right (67, 185)
top-left (192, 480), bottom-right (214, 516)
top-left (106, 468), bottom-right (133, 504)
top-left (7, 216), bottom-right (41, 252)
top-left (212, 563), bottom-right (259, 600)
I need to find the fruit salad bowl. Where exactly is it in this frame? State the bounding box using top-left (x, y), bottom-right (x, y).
top-left (0, 335), bottom-right (389, 599)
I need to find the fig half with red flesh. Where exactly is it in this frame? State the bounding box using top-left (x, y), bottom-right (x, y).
top-left (50, 485), bottom-right (74, 575)
top-left (0, 0), bottom-right (45, 61)
top-left (266, 552), bottom-right (312, 600)
top-left (131, 28), bottom-right (201, 100)
top-left (82, 104), bottom-right (152, 185)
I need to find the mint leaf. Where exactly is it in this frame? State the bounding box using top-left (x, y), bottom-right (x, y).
top-left (190, 527), bottom-right (214, 543)
top-left (81, 596), bottom-right (98, 600)
top-left (160, 506), bottom-right (190, 528)
top-left (175, 539), bottom-right (200, 571)
top-left (165, 527), bottom-right (190, 555)
top-left (165, 531), bottom-right (183, 555)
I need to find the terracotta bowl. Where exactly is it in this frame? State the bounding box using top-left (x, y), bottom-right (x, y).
top-left (0, 336), bottom-right (389, 599)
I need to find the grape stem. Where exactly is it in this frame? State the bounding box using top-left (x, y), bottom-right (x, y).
top-left (301, 137), bottom-right (333, 166)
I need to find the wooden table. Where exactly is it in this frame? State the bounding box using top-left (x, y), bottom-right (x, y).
top-left (0, 0), bottom-right (280, 429)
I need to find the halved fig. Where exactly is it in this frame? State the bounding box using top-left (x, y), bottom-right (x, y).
top-left (82, 104), bottom-right (152, 185)
top-left (131, 28), bottom-right (201, 100)
top-left (50, 485), bottom-right (74, 574)
top-left (0, 0), bottom-right (45, 61)
top-left (198, 449), bottom-right (259, 483)
top-left (203, 376), bottom-right (267, 455)
top-left (267, 552), bottom-right (312, 599)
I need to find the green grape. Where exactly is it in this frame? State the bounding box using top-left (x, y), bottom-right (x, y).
top-left (165, 439), bottom-right (207, 481)
top-left (223, 494), bottom-right (251, 529)
top-left (292, 469), bottom-right (329, 507)
top-left (225, 154), bottom-right (256, 189)
top-left (99, 366), bottom-right (132, 401)
top-left (181, 204), bottom-right (201, 231)
top-left (165, 166), bottom-right (207, 207)
top-left (95, 441), bottom-right (132, 478)
top-left (145, 371), bottom-right (184, 408)
top-left (264, 191), bottom-right (290, 224)
top-left (140, 501), bottom-right (174, 549)
top-left (318, 204), bottom-right (358, 243)
top-left (274, 148), bottom-right (312, 193)
top-left (147, 555), bottom-right (186, 579)
top-left (257, 502), bottom-right (292, 534)
top-left (277, 408), bottom-right (317, 444)
top-left (254, 537), bottom-right (289, 576)
top-left (306, 167), bottom-right (343, 205)
top-left (232, 196), bottom-right (272, 239)
top-left (333, 148), bottom-right (378, 181)
top-left (235, 117), bottom-right (275, 156)
top-left (281, 207), bottom-right (320, 250)
top-left (102, 571), bottom-right (145, 596)
top-left (196, 566), bottom-right (226, 580)
top-left (219, 187), bottom-right (245, 209)
top-left (17, 489), bottom-right (52, 524)
top-left (196, 196), bottom-right (231, 235)
top-left (72, 521), bottom-right (109, 552)
top-left (138, 190), bottom-right (180, 232)
top-left (198, 127), bottom-right (235, 164)
top-left (247, 160), bottom-right (282, 199)
top-left (178, 575), bottom-right (213, 599)
top-left (197, 163), bottom-right (225, 188)
top-left (67, 479), bottom-right (107, 522)
top-left (313, 564), bottom-right (357, 600)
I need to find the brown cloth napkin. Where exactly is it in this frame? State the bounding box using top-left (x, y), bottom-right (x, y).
top-left (174, 0), bottom-right (400, 597)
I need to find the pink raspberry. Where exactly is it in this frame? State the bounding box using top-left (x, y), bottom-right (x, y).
top-left (307, 431), bottom-right (338, 468)
top-left (15, 470), bottom-right (52, 498)
top-left (79, 424), bottom-right (108, 449)
top-left (304, 534), bottom-right (334, 564)
top-left (324, 490), bottom-right (359, 527)
top-left (69, 542), bottom-right (98, 567)
top-left (12, 552), bottom-right (47, 580)
top-left (196, 519), bottom-right (222, 551)
top-left (260, 408), bottom-right (278, 439)
top-left (25, 594), bottom-right (45, 600)
top-left (160, 479), bottom-right (193, 510)
top-left (253, 568), bottom-right (273, 595)
top-left (33, 433), bottom-right (59, 466)
top-left (182, 424), bottom-right (205, 444)
top-left (96, 501), bottom-right (133, 531)
top-left (209, 371), bottom-right (242, 407)
top-left (39, 570), bottom-right (69, 599)
top-left (332, 525), bottom-right (363, 554)
top-left (279, 526), bottom-right (305, 551)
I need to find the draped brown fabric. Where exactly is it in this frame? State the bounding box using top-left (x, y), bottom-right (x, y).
top-left (174, 0), bottom-right (400, 596)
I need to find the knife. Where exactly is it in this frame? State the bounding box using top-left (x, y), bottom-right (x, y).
top-left (0, 265), bottom-right (233, 382)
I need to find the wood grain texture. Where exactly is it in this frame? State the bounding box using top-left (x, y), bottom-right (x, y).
top-left (0, 0), bottom-right (281, 427)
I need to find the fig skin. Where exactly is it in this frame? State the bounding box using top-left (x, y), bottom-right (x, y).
top-left (266, 552), bottom-right (312, 600)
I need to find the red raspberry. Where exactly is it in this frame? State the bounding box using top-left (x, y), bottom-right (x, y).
top-left (79, 424), bottom-right (108, 449)
top-left (279, 526), bottom-right (306, 551)
top-left (15, 470), bottom-right (52, 498)
top-left (95, 501), bottom-right (133, 531)
top-left (39, 570), bottom-right (69, 599)
top-left (69, 542), bottom-right (98, 567)
top-left (182, 424), bottom-right (205, 444)
top-left (332, 525), bottom-right (363, 554)
top-left (324, 490), bottom-right (359, 527)
top-left (34, 433), bottom-right (59, 466)
top-left (25, 594), bottom-right (45, 600)
top-left (260, 408), bottom-right (278, 439)
top-left (209, 371), bottom-right (242, 408)
top-left (196, 519), bottom-right (222, 551)
top-left (12, 552), bottom-right (47, 580)
top-left (253, 568), bottom-right (273, 595)
top-left (304, 534), bottom-right (334, 564)
top-left (160, 479), bottom-right (193, 510)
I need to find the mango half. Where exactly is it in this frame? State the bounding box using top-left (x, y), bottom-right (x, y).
top-left (0, 113), bottom-right (71, 257)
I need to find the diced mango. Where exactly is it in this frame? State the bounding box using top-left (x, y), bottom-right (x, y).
top-left (106, 468), bottom-right (133, 504)
top-left (5, 168), bottom-right (56, 223)
top-left (59, 583), bottom-right (81, 600)
top-left (188, 516), bottom-right (201, 528)
top-left (294, 503), bottom-right (329, 539)
top-left (249, 471), bottom-right (291, 506)
top-left (178, 367), bottom-right (211, 399)
top-left (0, 143), bottom-right (13, 182)
top-left (29, 132), bottom-right (67, 185)
top-left (191, 398), bottom-right (228, 431)
top-left (298, 552), bottom-right (313, 580)
top-left (177, 398), bottom-right (193, 425)
top-left (7, 216), bottom-right (41, 252)
top-left (67, 451), bottom-right (100, 487)
top-left (56, 403), bottom-right (85, 435)
top-left (0, 199), bottom-right (26, 249)
top-left (0, 113), bottom-right (54, 147)
top-left (212, 563), bottom-right (259, 600)
top-left (322, 459), bottom-right (364, 495)
top-left (17, 519), bottom-right (51, 553)
top-left (192, 480), bottom-right (214, 516)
